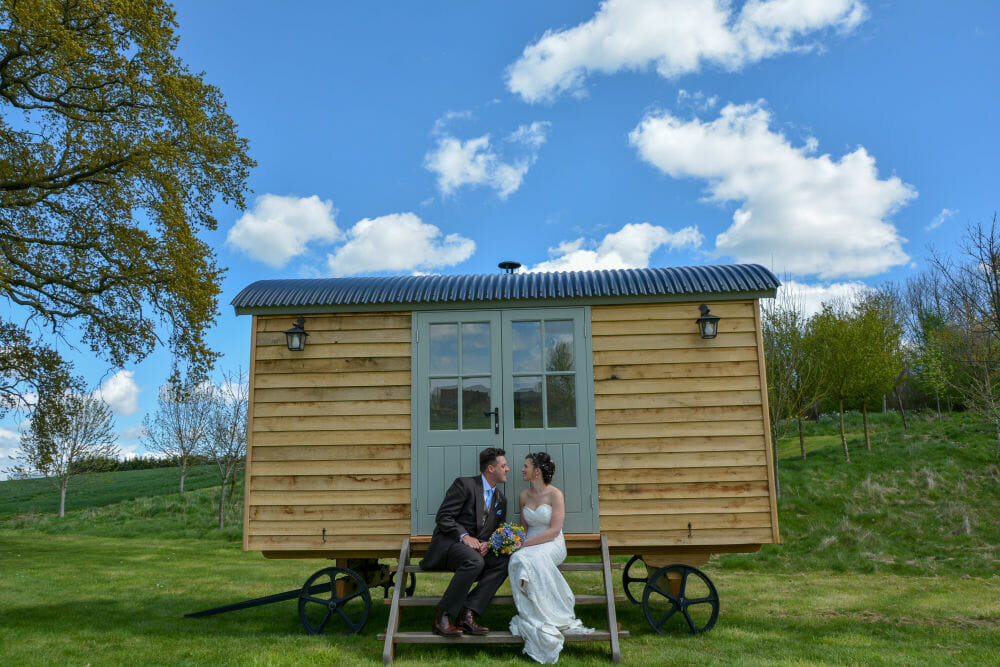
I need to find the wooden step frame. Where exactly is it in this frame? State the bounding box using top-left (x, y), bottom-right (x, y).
top-left (380, 534), bottom-right (624, 664)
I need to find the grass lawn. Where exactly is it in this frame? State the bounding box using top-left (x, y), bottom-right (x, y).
top-left (1, 411), bottom-right (999, 664)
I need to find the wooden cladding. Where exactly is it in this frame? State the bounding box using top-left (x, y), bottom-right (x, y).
top-left (592, 300), bottom-right (779, 549)
top-left (246, 312), bottom-right (412, 553)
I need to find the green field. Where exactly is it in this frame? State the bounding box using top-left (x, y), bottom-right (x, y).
top-left (1, 411), bottom-right (998, 664)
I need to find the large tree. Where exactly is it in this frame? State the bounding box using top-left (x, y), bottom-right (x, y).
top-left (203, 368), bottom-right (248, 529)
top-left (8, 390), bottom-right (118, 517)
top-left (0, 0), bottom-right (254, 412)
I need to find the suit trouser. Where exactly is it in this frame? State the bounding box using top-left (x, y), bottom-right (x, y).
top-left (437, 541), bottom-right (509, 617)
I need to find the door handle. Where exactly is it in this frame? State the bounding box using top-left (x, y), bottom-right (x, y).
top-left (483, 407), bottom-right (499, 434)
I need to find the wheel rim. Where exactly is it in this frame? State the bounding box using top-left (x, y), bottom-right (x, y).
top-left (298, 567), bottom-right (371, 635)
top-left (641, 564), bottom-right (719, 635)
top-left (622, 555), bottom-right (649, 605)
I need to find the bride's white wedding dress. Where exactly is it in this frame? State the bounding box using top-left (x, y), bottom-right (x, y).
top-left (508, 504), bottom-right (594, 664)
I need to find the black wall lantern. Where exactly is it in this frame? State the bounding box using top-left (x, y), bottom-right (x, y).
top-left (284, 317), bottom-right (308, 351)
top-left (696, 304), bottom-right (720, 339)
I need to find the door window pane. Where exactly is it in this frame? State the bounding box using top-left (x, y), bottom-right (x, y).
top-left (513, 376), bottom-right (543, 428)
top-left (512, 321), bottom-right (542, 372)
top-left (429, 324), bottom-right (459, 374)
top-left (545, 320), bottom-right (575, 371)
top-left (462, 323), bottom-right (490, 374)
top-left (462, 377), bottom-right (491, 429)
top-left (546, 375), bottom-right (576, 427)
top-left (429, 378), bottom-right (458, 430)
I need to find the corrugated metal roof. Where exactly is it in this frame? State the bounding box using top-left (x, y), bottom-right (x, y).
top-left (231, 264), bottom-right (779, 309)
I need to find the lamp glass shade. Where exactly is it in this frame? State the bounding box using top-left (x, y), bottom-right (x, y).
top-left (696, 305), bottom-right (721, 339)
top-left (284, 317), bottom-right (308, 351)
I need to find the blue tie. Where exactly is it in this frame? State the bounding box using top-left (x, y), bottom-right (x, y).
top-left (485, 487), bottom-right (493, 510)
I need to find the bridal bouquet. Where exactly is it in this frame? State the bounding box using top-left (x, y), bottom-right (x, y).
top-left (489, 522), bottom-right (525, 556)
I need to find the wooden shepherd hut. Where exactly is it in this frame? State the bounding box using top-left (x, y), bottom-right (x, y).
top-left (232, 262), bottom-right (781, 569)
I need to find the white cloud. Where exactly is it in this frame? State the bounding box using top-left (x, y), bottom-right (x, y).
top-left (926, 208), bottom-right (956, 231)
top-left (119, 425), bottom-right (146, 441)
top-left (94, 370), bottom-right (141, 416)
top-left (528, 222), bottom-right (703, 272)
top-left (327, 213), bottom-right (476, 276)
top-left (424, 119), bottom-right (551, 198)
top-left (507, 0), bottom-right (866, 103)
top-left (227, 194), bottom-right (341, 267)
top-left (629, 102), bottom-right (916, 279)
top-left (778, 280), bottom-right (868, 317)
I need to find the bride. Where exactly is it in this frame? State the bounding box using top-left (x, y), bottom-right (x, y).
top-left (508, 452), bottom-right (593, 664)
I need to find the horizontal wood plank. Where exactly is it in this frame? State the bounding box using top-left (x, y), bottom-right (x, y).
top-left (250, 489), bottom-right (411, 505)
top-left (255, 357), bottom-right (410, 375)
top-left (252, 459), bottom-right (409, 476)
top-left (596, 404), bottom-right (763, 425)
top-left (597, 450), bottom-right (766, 470)
top-left (592, 331), bottom-right (759, 352)
top-left (598, 480), bottom-right (770, 500)
top-left (593, 347), bottom-right (758, 366)
top-left (256, 343), bottom-right (411, 360)
top-left (594, 361), bottom-right (760, 381)
top-left (253, 414), bottom-right (410, 432)
top-left (596, 420), bottom-right (764, 439)
top-left (591, 317), bottom-right (756, 336)
top-left (248, 518), bottom-right (410, 536)
top-left (250, 474), bottom-right (410, 491)
top-left (254, 400), bottom-right (411, 418)
top-left (248, 535), bottom-right (408, 550)
top-left (251, 444), bottom-right (410, 462)
top-left (600, 496), bottom-right (771, 515)
top-left (258, 313), bottom-right (410, 332)
top-left (250, 504), bottom-right (409, 521)
top-left (255, 371), bottom-right (411, 389)
top-left (601, 511), bottom-right (772, 532)
top-left (591, 302), bottom-right (753, 321)
top-left (594, 376), bottom-right (760, 395)
top-left (595, 390), bottom-right (761, 410)
top-left (598, 465), bottom-right (769, 485)
top-left (596, 435), bottom-right (766, 454)
top-left (254, 386), bottom-right (411, 403)
top-left (257, 328), bottom-right (411, 346)
top-left (604, 527), bottom-right (774, 547)
top-left (252, 429), bottom-right (410, 446)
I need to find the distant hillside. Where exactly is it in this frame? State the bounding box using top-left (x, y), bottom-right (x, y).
top-left (720, 410), bottom-right (1000, 576)
top-left (0, 464), bottom-right (224, 518)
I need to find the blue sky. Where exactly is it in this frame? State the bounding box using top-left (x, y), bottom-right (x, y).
top-left (2, 1), bottom-right (998, 468)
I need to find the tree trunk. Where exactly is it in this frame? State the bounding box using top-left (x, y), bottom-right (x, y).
top-left (179, 459), bottom-right (187, 495)
top-left (936, 392), bottom-right (942, 422)
top-left (218, 479), bottom-right (226, 529)
top-left (895, 388), bottom-right (908, 431)
top-left (862, 403), bottom-right (871, 451)
top-left (228, 472), bottom-right (238, 504)
top-left (798, 415), bottom-right (806, 459)
top-left (882, 394), bottom-right (887, 412)
top-left (59, 479), bottom-right (67, 518)
top-left (996, 423), bottom-right (1000, 459)
top-left (772, 435), bottom-right (781, 499)
top-left (839, 400), bottom-right (850, 463)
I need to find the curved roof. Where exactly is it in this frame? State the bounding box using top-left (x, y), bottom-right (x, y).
top-left (232, 264), bottom-right (779, 310)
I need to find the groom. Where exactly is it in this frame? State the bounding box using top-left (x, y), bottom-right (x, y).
top-left (420, 447), bottom-right (510, 637)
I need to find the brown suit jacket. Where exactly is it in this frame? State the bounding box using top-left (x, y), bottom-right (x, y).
top-left (420, 475), bottom-right (507, 570)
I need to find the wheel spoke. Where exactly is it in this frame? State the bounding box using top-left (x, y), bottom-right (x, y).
top-left (302, 595), bottom-right (331, 606)
top-left (336, 606), bottom-right (361, 633)
top-left (688, 595), bottom-right (718, 606)
top-left (682, 607), bottom-right (698, 634)
top-left (653, 605), bottom-right (679, 632)
top-left (339, 588), bottom-right (368, 604)
top-left (679, 568), bottom-right (690, 596)
top-left (647, 580), bottom-right (677, 603)
top-left (316, 608), bottom-right (334, 633)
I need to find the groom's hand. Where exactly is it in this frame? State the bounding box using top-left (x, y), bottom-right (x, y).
top-left (461, 535), bottom-right (483, 551)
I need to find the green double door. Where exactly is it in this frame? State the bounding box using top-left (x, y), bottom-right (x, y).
top-left (412, 308), bottom-right (598, 535)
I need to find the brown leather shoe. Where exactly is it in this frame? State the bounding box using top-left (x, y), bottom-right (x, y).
top-left (455, 607), bottom-right (489, 635)
top-left (432, 609), bottom-right (463, 637)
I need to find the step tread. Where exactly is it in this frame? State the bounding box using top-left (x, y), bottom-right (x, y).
top-left (384, 594), bottom-right (625, 606)
top-left (378, 629), bottom-right (630, 644)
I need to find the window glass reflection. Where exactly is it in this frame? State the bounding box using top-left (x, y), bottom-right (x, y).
top-left (513, 375), bottom-right (543, 428)
top-left (512, 321), bottom-right (542, 373)
top-left (462, 322), bottom-right (490, 375)
top-left (546, 375), bottom-right (576, 427)
top-left (545, 320), bottom-right (575, 371)
top-left (462, 377), bottom-right (491, 429)
top-left (429, 378), bottom-right (458, 430)
top-left (429, 324), bottom-right (458, 375)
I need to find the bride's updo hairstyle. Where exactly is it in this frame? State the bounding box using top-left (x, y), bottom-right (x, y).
top-left (529, 452), bottom-right (556, 485)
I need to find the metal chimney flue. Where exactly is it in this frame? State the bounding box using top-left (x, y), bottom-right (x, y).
top-left (498, 261), bottom-right (521, 274)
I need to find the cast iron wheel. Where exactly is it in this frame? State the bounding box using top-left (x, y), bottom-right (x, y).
top-left (622, 555), bottom-right (649, 604)
top-left (298, 567), bottom-right (371, 635)
top-left (383, 571), bottom-right (417, 598)
top-left (642, 564), bottom-right (719, 635)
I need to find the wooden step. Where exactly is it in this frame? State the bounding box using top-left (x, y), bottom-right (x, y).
top-left (396, 561), bottom-right (619, 573)
top-left (378, 629), bottom-right (630, 644)
top-left (383, 594), bottom-right (625, 607)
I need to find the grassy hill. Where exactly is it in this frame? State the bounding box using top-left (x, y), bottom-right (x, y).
top-left (0, 464), bottom-right (225, 518)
